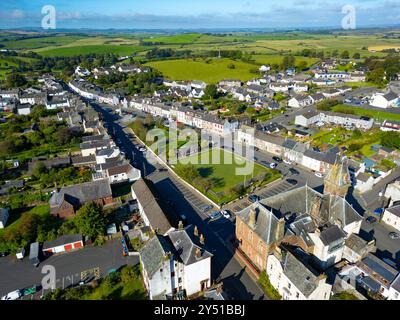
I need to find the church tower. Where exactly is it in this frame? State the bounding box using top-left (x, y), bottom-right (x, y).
top-left (324, 157), bottom-right (351, 198)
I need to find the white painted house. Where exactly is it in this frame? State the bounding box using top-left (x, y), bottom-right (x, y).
top-left (267, 246), bottom-right (332, 300)
top-left (382, 205), bottom-right (400, 232)
top-left (370, 92), bottom-right (399, 109)
top-left (140, 225), bottom-right (212, 300)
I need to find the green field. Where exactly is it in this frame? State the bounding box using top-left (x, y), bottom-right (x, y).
top-left (0, 35), bottom-right (85, 50)
top-left (332, 105), bottom-right (400, 122)
top-left (36, 44), bottom-right (147, 57)
top-left (146, 58), bottom-right (257, 83)
top-left (252, 54), bottom-right (319, 67)
top-left (175, 148), bottom-right (277, 204)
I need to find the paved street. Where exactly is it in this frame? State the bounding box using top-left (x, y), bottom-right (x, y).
top-left (0, 239), bottom-right (138, 298)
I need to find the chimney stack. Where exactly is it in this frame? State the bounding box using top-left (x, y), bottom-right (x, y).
top-left (178, 220), bottom-right (184, 229)
top-left (249, 208), bottom-right (257, 229)
top-left (200, 234), bottom-right (205, 245)
top-left (194, 225), bottom-right (199, 237)
top-left (195, 248), bottom-right (201, 259)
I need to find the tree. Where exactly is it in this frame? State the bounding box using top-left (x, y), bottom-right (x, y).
top-left (353, 53), bottom-right (361, 59)
top-left (5, 73), bottom-right (27, 88)
top-left (366, 67), bottom-right (385, 85)
top-left (32, 161), bottom-right (47, 178)
top-left (0, 140), bottom-right (16, 155)
top-left (204, 84), bottom-right (219, 99)
top-left (227, 63), bottom-right (236, 69)
top-left (340, 51), bottom-right (350, 59)
top-left (131, 119), bottom-right (147, 141)
top-left (74, 202), bottom-right (107, 240)
top-left (381, 131), bottom-right (400, 150)
top-left (281, 55), bottom-right (296, 70)
top-left (144, 114), bottom-right (155, 128)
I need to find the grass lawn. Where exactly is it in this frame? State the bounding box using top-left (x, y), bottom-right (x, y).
top-left (146, 58), bottom-right (257, 83)
top-left (252, 54), bottom-right (319, 68)
top-left (82, 267), bottom-right (146, 300)
top-left (0, 204), bottom-right (50, 235)
top-left (311, 127), bottom-right (352, 146)
top-left (174, 148), bottom-right (278, 204)
top-left (332, 105), bottom-right (400, 122)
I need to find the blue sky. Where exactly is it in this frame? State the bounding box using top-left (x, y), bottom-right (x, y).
top-left (0, 0), bottom-right (399, 29)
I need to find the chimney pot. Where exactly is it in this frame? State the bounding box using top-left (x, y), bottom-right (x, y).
top-left (194, 225), bottom-right (199, 236)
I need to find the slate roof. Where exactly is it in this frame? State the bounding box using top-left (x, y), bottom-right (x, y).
top-left (140, 235), bottom-right (174, 278)
top-left (280, 247), bottom-right (322, 298)
top-left (319, 225), bottom-right (346, 246)
top-left (260, 185), bottom-right (362, 228)
top-left (237, 202), bottom-right (286, 245)
top-left (384, 92), bottom-right (398, 101)
top-left (345, 233), bottom-right (369, 255)
top-left (386, 205), bottom-right (400, 218)
top-left (169, 225), bottom-right (213, 266)
top-left (71, 154), bottom-right (96, 165)
top-left (43, 234), bottom-right (83, 250)
top-left (131, 178), bottom-right (176, 235)
top-left (360, 254), bottom-right (398, 284)
top-left (50, 179), bottom-right (112, 208)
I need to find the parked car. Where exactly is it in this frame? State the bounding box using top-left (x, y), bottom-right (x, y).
top-left (273, 157), bottom-right (283, 163)
top-left (248, 195), bottom-right (260, 203)
top-left (366, 216), bottom-right (377, 224)
top-left (283, 159), bottom-right (292, 165)
top-left (210, 211), bottom-right (222, 220)
top-left (200, 205), bottom-right (213, 213)
top-left (315, 172), bottom-right (324, 178)
top-left (1, 290), bottom-right (22, 300)
top-left (221, 210), bottom-right (231, 219)
top-left (389, 232), bottom-right (400, 240)
top-left (289, 168), bottom-right (299, 175)
top-left (286, 179), bottom-right (298, 186)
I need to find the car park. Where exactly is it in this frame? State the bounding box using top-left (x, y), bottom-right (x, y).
top-left (283, 159), bottom-right (292, 165)
top-left (289, 168), bottom-right (299, 175)
top-left (272, 157), bottom-right (283, 163)
top-left (286, 179), bottom-right (298, 186)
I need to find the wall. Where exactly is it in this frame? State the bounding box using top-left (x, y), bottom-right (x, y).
top-left (184, 257), bottom-right (211, 296)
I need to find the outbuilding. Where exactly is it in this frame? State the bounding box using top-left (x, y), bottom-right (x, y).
top-left (42, 234), bottom-right (84, 255)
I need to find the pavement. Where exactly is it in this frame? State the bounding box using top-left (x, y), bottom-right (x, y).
top-left (0, 239), bottom-right (139, 299)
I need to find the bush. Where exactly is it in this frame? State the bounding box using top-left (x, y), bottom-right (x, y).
top-left (259, 271), bottom-right (282, 300)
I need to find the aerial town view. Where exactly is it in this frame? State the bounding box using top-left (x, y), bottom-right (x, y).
top-left (0, 0), bottom-right (400, 311)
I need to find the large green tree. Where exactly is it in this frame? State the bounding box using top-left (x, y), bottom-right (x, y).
top-left (74, 202), bottom-right (107, 240)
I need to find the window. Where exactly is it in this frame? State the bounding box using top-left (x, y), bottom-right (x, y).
top-left (160, 268), bottom-right (163, 273)
top-left (178, 277), bottom-right (182, 284)
top-left (296, 292), bottom-right (300, 299)
top-left (288, 283), bottom-right (291, 289)
top-left (248, 231), bottom-right (253, 242)
top-left (171, 272), bottom-right (175, 277)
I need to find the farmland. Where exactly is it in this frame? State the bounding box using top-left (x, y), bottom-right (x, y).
top-left (252, 54), bottom-right (319, 68)
top-left (36, 44), bottom-right (147, 57)
top-left (146, 58), bottom-right (258, 83)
